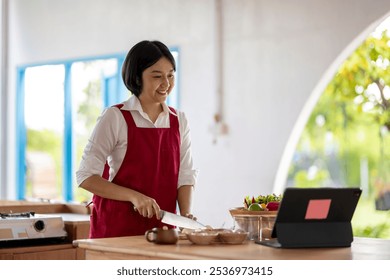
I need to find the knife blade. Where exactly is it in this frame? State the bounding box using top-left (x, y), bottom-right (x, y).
top-left (160, 210), bottom-right (206, 229)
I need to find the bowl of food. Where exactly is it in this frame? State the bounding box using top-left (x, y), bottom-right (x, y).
top-left (229, 193), bottom-right (281, 240)
top-left (218, 229), bottom-right (248, 245)
top-left (186, 230), bottom-right (219, 245)
top-left (230, 193), bottom-right (282, 215)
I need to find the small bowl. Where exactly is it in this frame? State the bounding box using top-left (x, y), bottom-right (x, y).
top-left (186, 231), bottom-right (219, 245)
top-left (219, 230), bottom-right (248, 245)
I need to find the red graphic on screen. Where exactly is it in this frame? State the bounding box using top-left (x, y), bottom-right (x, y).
top-left (305, 199), bottom-right (331, 219)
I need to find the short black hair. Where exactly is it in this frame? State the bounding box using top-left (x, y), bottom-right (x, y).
top-left (122, 40), bottom-right (176, 97)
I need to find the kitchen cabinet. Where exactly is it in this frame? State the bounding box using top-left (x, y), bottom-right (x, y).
top-left (0, 243), bottom-right (76, 260)
top-left (73, 235), bottom-right (390, 260)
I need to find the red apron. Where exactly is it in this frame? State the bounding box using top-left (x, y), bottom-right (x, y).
top-left (89, 104), bottom-right (180, 238)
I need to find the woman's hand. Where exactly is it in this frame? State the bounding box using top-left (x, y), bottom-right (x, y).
top-left (183, 213), bottom-right (197, 221)
top-left (132, 193), bottom-right (161, 219)
top-left (178, 213), bottom-right (198, 233)
top-left (80, 175), bottom-right (161, 219)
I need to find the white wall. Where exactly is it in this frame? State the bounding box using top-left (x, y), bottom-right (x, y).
top-left (0, 0), bottom-right (6, 198)
top-left (5, 0), bottom-right (390, 228)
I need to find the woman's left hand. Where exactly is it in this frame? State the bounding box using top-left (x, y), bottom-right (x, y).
top-left (178, 213), bottom-right (198, 233)
top-left (183, 213), bottom-right (197, 221)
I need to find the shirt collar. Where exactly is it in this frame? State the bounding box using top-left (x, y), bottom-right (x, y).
top-left (121, 95), bottom-right (177, 116)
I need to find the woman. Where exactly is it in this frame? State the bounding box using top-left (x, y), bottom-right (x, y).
top-left (76, 40), bottom-right (198, 238)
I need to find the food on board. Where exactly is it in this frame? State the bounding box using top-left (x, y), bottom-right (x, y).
top-left (244, 193), bottom-right (282, 211)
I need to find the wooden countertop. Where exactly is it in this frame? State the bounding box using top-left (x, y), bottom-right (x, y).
top-left (0, 200), bottom-right (91, 215)
top-left (73, 235), bottom-right (390, 260)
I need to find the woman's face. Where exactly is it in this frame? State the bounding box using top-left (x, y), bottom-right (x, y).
top-left (140, 57), bottom-right (175, 104)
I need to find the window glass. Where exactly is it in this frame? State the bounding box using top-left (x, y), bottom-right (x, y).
top-left (72, 59), bottom-right (117, 202)
top-left (24, 65), bottom-right (64, 200)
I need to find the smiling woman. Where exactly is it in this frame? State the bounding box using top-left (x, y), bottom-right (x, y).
top-left (76, 40), bottom-right (197, 239)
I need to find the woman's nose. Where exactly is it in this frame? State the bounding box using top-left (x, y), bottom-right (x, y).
top-left (161, 77), bottom-right (170, 88)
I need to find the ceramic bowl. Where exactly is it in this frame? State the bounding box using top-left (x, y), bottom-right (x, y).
top-left (186, 231), bottom-right (219, 245)
top-left (219, 230), bottom-right (248, 244)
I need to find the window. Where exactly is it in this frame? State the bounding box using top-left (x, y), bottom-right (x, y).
top-left (24, 65), bottom-right (65, 200)
top-left (16, 50), bottom-right (180, 202)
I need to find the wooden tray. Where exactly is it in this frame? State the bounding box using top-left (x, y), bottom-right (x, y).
top-left (229, 207), bottom-right (277, 217)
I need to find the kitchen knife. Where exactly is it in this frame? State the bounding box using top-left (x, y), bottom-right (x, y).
top-left (160, 210), bottom-right (207, 229)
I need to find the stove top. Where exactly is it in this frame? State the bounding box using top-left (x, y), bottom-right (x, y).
top-left (0, 211), bottom-right (35, 219)
top-left (0, 211), bottom-right (67, 242)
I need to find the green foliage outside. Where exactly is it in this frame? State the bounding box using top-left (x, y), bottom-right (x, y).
top-left (353, 198), bottom-right (390, 238)
top-left (26, 129), bottom-right (62, 197)
top-left (289, 28), bottom-right (390, 238)
top-left (74, 63), bottom-right (103, 203)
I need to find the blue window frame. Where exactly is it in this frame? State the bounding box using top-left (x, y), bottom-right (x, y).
top-left (15, 49), bottom-right (180, 201)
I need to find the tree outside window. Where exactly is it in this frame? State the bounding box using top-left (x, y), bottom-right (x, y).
top-left (289, 19), bottom-right (390, 238)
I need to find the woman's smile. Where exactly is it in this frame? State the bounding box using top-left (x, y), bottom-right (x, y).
top-left (156, 89), bottom-right (168, 95)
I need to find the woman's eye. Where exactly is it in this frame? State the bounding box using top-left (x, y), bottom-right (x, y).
top-left (152, 74), bottom-right (174, 79)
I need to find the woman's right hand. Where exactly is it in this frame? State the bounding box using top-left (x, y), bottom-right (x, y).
top-left (131, 192), bottom-right (161, 219)
top-left (80, 175), bottom-right (161, 219)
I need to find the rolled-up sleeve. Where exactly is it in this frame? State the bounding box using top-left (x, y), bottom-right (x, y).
top-left (177, 111), bottom-right (199, 188)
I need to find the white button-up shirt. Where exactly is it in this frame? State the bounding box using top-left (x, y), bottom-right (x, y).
top-left (76, 95), bottom-right (198, 188)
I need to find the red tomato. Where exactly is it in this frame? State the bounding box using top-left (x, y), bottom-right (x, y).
top-left (266, 201), bottom-right (280, 211)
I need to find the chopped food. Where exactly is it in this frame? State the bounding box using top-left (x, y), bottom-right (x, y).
top-left (266, 201), bottom-right (280, 211)
top-left (248, 203), bottom-right (264, 211)
top-left (244, 193), bottom-right (282, 211)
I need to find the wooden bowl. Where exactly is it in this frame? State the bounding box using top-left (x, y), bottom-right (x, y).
top-left (218, 230), bottom-right (248, 245)
top-left (229, 207), bottom-right (278, 217)
top-left (186, 231), bottom-right (219, 245)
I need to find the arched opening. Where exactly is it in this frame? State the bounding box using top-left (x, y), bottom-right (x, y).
top-left (275, 12), bottom-right (390, 238)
